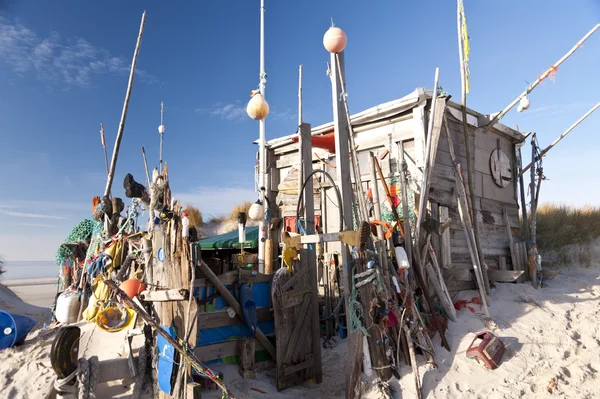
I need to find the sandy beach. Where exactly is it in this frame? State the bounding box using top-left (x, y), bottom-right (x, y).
top-left (1, 266), bottom-right (599, 398)
top-left (3, 278), bottom-right (58, 309)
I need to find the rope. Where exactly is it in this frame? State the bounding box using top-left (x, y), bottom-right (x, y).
top-left (77, 358), bottom-right (89, 399)
top-left (54, 369), bottom-right (78, 395)
top-left (76, 356), bottom-right (99, 399)
top-left (54, 356), bottom-right (99, 399)
top-left (132, 345), bottom-right (147, 399)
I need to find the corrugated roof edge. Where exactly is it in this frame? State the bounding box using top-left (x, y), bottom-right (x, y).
top-left (255, 87), bottom-right (526, 148)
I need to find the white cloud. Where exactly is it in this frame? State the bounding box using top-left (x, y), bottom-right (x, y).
top-left (522, 102), bottom-right (595, 117)
top-left (10, 223), bottom-right (61, 228)
top-left (0, 209), bottom-right (65, 219)
top-left (207, 103), bottom-right (248, 122)
top-left (174, 186), bottom-right (258, 219)
top-left (197, 102), bottom-right (297, 123)
top-left (0, 16), bottom-right (157, 88)
top-left (270, 108), bottom-right (297, 122)
top-left (0, 200), bottom-right (90, 213)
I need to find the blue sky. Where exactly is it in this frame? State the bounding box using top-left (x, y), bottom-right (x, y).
top-left (0, 0), bottom-right (599, 261)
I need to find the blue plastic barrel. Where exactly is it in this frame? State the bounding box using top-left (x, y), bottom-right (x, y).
top-left (0, 310), bottom-right (38, 350)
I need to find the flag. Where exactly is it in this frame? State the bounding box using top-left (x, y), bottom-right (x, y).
top-left (459, 0), bottom-right (471, 93)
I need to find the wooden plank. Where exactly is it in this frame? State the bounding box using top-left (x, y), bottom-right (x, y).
top-left (282, 288), bottom-right (311, 309)
top-left (499, 256), bottom-right (507, 271)
top-left (487, 269), bottom-right (525, 283)
top-left (193, 340), bottom-right (266, 363)
top-left (139, 288), bottom-right (188, 302)
top-left (198, 307), bottom-right (273, 330)
top-left (443, 267), bottom-right (472, 282)
top-left (282, 292), bottom-right (312, 364)
top-left (503, 208), bottom-right (518, 276)
top-left (439, 206), bottom-right (452, 269)
top-left (425, 261), bottom-right (457, 321)
top-left (194, 270), bottom-right (273, 287)
top-left (281, 267), bottom-right (308, 291)
top-left (197, 259), bottom-right (276, 360)
top-left (283, 355), bottom-right (315, 377)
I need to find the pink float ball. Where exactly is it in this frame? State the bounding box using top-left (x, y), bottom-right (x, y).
top-left (323, 26), bottom-right (347, 53)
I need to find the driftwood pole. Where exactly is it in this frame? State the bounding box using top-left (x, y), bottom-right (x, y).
top-left (415, 67), bottom-right (440, 247)
top-left (399, 142), bottom-right (413, 266)
top-left (530, 134), bottom-right (538, 288)
top-left (104, 11), bottom-right (146, 197)
top-left (99, 123), bottom-right (109, 176)
top-left (521, 102), bottom-right (600, 174)
top-left (457, 1), bottom-right (489, 294)
top-left (486, 24), bottom-right (600, 129)
top-left (141, 146), bottom-right (151, 189)
top-left (517, 146), bottom-right (529, 240)
top-left (334, 53), bottom-right (369, 222)
top-left (329, 50), bottom-right (362, 399)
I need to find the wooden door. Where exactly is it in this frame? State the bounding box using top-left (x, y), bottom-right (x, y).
top-left (271, 249), bottom-right (322, 391)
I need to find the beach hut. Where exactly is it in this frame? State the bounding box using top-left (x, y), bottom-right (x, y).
top-left (262, 87), bottom-right (528, 292)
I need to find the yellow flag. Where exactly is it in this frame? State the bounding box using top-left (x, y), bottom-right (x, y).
top-left (459, 0), bottom-right (471, 93)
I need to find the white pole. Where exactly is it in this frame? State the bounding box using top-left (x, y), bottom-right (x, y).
top-left (487, 24), bottom-right (600, 128)
top-left (159, 101), bottom-right (165, 174)
top-left (257, 0), bottom-right (266, 273)
top-left (521, 102), bottom-right (600, 174)
top-left (298, 64), bottom-right (303, 126)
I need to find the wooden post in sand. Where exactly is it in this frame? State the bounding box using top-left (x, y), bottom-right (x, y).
top-left (104, 11), bottom-right (146, 197)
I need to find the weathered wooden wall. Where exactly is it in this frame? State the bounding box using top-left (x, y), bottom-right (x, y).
top-left (267, 102), bottom-right (522, 292)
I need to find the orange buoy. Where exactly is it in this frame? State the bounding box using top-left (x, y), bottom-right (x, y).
top-left (119, 279), bottom-right (146, 300)
top-left (323, 26), bottom-right (347, 53)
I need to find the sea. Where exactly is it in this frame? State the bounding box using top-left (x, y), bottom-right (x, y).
top-left (1, 261), bottom-right (58, 280)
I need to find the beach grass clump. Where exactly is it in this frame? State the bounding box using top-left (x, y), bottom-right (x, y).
top-left (534, 203), bottom-right (600, 266)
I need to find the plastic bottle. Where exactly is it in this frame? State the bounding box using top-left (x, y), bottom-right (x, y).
top-left (182, 212), bottom-right (190, 239)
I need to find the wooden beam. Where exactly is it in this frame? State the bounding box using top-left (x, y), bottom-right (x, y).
top-left (139, 289), bottom-right (188, 302)
top-left (330, 50), bottom-right (361, 396)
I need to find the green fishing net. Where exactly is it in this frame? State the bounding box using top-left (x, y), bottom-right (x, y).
top-left (55, 219), bottom-right (102, 265)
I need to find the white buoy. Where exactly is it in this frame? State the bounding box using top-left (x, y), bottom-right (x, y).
top-left (248, 201), bottom-right (264, 221)
top-left (517, 95), bottom-right (530, 112)
top-left (246, 92), bottom-right (270, 121)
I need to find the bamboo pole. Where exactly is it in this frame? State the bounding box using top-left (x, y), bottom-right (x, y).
top-left (486, 24), bottom-right (600, 129)
top-left (100, 123), bottom-right (109, 176)
top-left (141, 146), bottom-right (151, 189)
top-left (457, 0), bottom-right (489, 295)
top-left (104, 11), bottom-right (146, 197)
top-left (521, 102), bottom-right (600, 174)
top-left (102, 278), bottom-right (236, 399)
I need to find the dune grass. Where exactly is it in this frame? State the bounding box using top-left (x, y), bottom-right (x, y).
top-left (535, 203), bottom-right (600, 266)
